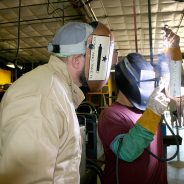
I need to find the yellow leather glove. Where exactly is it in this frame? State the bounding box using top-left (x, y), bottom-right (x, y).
top-left (137, 82), bottom-right (170, 134)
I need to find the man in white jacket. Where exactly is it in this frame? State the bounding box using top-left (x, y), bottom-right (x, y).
top-left (0, 21), bottom-right (114, 184)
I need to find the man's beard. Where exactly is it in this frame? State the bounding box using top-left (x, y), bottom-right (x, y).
top-left (79, 68), bottom-right (89, 92)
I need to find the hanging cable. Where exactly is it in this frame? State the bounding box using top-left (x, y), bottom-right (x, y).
top-left (148, 0), bottom-right (153, 64)
top-left (14, 0), bottom-right (21, 81)
top-left (133, 0), bottom-right (138, 53)
top-left (47, 0), bottom-right (64, 25)
top-left (86, 158), bottom-right (104, 184)
top-left (115, 138), bottom-right (123, 184)
top-left (145, 114), bottom-right (181, 162)
top-left (47, 0), bottom-right (64, 15)
top-left (175, 8), bottom-right (184, 34)
top-left (158, 1), bottom-right (166, 26)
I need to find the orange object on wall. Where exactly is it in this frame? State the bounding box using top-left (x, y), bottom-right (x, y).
top-left (0, 68), bottom-right (11, 85)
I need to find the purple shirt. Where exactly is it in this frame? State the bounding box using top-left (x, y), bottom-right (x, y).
top-left (98, 102), bottom-right (167, 184)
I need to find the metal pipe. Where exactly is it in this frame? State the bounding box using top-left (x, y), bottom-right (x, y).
top-left (79, 0), bottom-right (95, 8)
top-left (14, 0), bottom-right (22, 81)
top-left (87, 3), bottom-right (97, 21)
top-left (80, 0), bottom-right (97, 21)
top-left (0, 46), bottom-right (47, 52)
top-left (175, 8), bottom-right (184, 34)
top-left (110, 26), bottom-right (184, 32)
top-left (0, 1), bottom-right (69, 11)
top-left (0, 15), bottom-right (81, 26)
top-left (0, 35), bottom-right (53, 42)
top-left (61, 10), bottom-right (182, 18)
top-left (133, 0), bottom-right (138, 52)
top-left (0, 11), bottom-right (182, 26)
top-left (148, 0), bottom-right (153, 64)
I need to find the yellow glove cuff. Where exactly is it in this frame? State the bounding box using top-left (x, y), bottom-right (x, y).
top-left (137, 108), bottom-right (161, 134)
top-left (164, 47), bottom-right (182, 61)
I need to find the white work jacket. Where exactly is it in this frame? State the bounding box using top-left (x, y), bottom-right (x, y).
top-left (0, 55), bottom-right (85, 184)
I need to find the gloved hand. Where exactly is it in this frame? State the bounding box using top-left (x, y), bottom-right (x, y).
top-left (137, 82), bottom-right (170, 134)
top-left (147, 81), bottom-right (170, 115)
top-left (163, 27), bottom-right (180, 48)
top-left (163, 27), bottom-right (182, 61)
top-left (163, 27), bottom-right (183, 97)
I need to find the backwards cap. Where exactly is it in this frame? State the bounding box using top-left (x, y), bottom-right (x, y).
top-left (48, 21), bottom-right (114, 92)
top-left (48, 22), bottom-right (94, 57)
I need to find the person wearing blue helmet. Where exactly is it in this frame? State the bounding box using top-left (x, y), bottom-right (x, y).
top-left (98, 52), bottom-right (170, 184)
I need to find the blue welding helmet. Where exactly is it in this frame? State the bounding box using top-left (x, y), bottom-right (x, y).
top-left (115, 53), bottom-right (156, 110)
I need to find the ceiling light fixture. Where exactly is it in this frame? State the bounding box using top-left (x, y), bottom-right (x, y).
top-left (6, 62), bottom-right (23, 70)
top-left (6, 62), bottom-right (15, 68)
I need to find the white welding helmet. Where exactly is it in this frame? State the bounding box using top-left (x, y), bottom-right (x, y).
top-left (48, 21), bottom-right (114, 92)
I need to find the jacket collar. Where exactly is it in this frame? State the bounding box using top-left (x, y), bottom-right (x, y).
top-left (48, 55), bottom-right (85, 108)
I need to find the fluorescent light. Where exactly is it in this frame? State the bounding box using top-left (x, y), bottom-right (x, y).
top-left (6, 62), bottom-right (23, 69)
top-left (6, 62), bottom-right (15, 68)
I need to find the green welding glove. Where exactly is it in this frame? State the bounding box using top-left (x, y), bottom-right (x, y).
top-left (110, 124), bottom-right (153, 162)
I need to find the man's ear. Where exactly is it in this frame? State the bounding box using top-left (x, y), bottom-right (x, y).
top-left (72, 55), bottom-right (82, 69)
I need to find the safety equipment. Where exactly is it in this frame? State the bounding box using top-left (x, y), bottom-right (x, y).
top-left (48, 22), bottom-right (94, 57)
top-left (115, 53), bottom-right (155, 110)
top-left (147, 81), bottom-right (170, 116)
top-left (138, 81), bottom-right (170, 134)
top-left (110, 124), bottom-right (153, 162)
top-left (48, 21), bottom-right (114, 92)
top-left (85, 21), bottom-right (114, 92)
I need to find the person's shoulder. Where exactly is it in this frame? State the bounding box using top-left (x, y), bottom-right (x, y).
top-left (100, 102), bottom-right (139, 121)
top-left (99, 102), bottom-right (123, 118)
top-left (106, 102), bottom-right (129, 111)
top-left (102, 102), bottom-right (117, 111)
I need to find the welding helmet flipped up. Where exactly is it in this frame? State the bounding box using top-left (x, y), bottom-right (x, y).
top-left (48, 21), bottom-right (114, 92)
top-left (115, 53), bottom-right (155, 110)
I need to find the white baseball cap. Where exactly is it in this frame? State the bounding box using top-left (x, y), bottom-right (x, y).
top-left (48, 22), bottom-right (94, 57)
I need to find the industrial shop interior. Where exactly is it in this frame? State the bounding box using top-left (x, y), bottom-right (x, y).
top-left (0, 0), bottom-right (184, 184)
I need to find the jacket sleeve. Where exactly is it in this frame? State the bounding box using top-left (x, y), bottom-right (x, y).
top-left (0, 94), bottom-right (62, 184)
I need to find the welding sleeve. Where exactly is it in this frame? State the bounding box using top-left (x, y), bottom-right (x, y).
top-left (110, 124), bottom-right (153, 162)
top-left (110, 83), bottom-right (170, 162)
